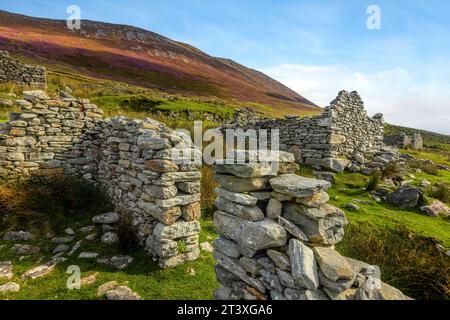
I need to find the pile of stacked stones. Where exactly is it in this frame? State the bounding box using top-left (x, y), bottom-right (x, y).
top-left (0, 51), bottom-right (46, 87)
top-left (212, 151), bottom-right (411, 300)
top-left (0, 90), bottom-right (202, 269)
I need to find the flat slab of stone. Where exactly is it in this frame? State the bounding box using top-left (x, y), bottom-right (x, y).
top-left (215, 174), bottom-right (270, 193)
top-left (2, 230), bottom-right (34, 241)
top-left (288, 239), bottom-right (319, 290)
top-left (79, 252), bottom-right (99, 259)
top-left (153, 220), bottom-right (201, 240)
top-left (92, 212), bottom-right (119, 224)
top-left (215, 196), bottom-right (264, 222)
top-left (21, 257), bottom-right (66, 280)
top-left (313, 247), bottom-right (355, 282)
top-left (270, 174), bottom-right (331, 198)
top-left (214, 211), bottom-right (287, 251)
top-left (97, 256), bottom-right (133, 270)
top-left (215, 163), bottom-right (278, 178)
top-left (215, 188), bottom-right (258, 206)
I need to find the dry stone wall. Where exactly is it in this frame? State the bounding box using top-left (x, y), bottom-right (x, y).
top-left (212, 151), bottom-right (411, 300)
top-left (0, 51), bottom-right (47, 87)
top-left (0, 90), bottom-right (201, 269)
top-left (224, 91), bottom-right (385, 170)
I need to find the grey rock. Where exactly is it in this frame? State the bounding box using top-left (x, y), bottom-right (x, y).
top-left (313, 246), bottom-right (355, 282)
top-left (267, 250), bottom-right (291, 271)
top-left (215, 196), bottom-right (264, 221)
top-left (92, 212), bottom-right (119, 224)
top-left (97, 255), bottom-right (134, 270)
top-left (278, 216), bottom-right (309, 242)
top-left (53, 244), bottom-right (70, 254)
top-left (386, 186), bottom-right (424, 209)
top-left (102, 232), bottom-right (119, 245)
top-left (213, 237), bottom-right (241, 258)
top-left (215, 187), bottom-right (258, 206)
top-left (78, 252), bottom-right (99, 259)
top-left (288, 239), bottom-right (319, 290)
top-left (215, 174), bottom-right (270, 193)
top-left (270, 174), bottom-right (331, 198)
top-left (266, 198), bottom-right (282, 220)
top-left (2, 230), bottom-right (34, 241)
top-left (214, 211), bottom-right (288, 251)
top-left (106, 286), bottom-right (142, 300)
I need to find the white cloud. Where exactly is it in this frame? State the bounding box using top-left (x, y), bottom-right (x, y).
top-left (261, 64), bottom-right (450, 135)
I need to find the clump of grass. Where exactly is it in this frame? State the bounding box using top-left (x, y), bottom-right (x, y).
top-left (201, 165), bottom-right (217, 210)
top-left (337, 222), bottom-right (450, 300)
top-left (428, 183), bottom-right (450, 205)
top-left (409, 160), bottom-right (440, 176)
top-left (0, 175), bottom-right (113, 235)
top-left (116, 210), bottom-right (139, 253)
top-left (382, 163), bottom-right (403, 180)
top-left (177, 239), bottom-right (188, 254)
top-left (366, 171), bottom-right (381, 191)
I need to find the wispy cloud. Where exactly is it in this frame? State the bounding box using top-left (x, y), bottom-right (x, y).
top-left (262, 63), bottom-right (450, 134)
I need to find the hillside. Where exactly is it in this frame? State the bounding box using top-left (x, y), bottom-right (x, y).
top-left (0, 10), bottom-right (319, 116)
top-left (385, 123), bottom-right (450, 148)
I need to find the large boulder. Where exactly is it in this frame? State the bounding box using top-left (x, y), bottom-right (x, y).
top-left (386, 186), bottom-right (425, 209)
top-left (305, 158), bottom-right (351, 173)
top-left (420, 200), bottom-right (450, 217)
top-left (269, 174), bottom-right (331, 198)
top-left (214, 211), bottom-right (288, 251)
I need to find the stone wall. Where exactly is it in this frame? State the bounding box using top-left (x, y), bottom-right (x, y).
top-left (0, 90), bottom-right (202, 269)
top-left (0, 51), bottom-right (47, 87)
top-left (224, 91), bottom-right (385, 168)
top-left (384, 133), bottom-right (423, 150)
top-left (211, 152), bottom-right (411, 300)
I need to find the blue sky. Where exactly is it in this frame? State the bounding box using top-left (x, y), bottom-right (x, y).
top-left (2, 0), bottom-right (450, 133)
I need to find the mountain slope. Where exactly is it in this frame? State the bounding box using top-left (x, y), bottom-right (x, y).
top-left (0, 10), bottom-right (319, 115)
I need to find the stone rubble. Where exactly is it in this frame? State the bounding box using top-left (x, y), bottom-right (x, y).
top-left (212, 151), bottom-right (411, 300)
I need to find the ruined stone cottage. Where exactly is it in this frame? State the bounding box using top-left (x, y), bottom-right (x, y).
top-left (225, 90), bottom-right (385, 172)
top-left (384, 132), bottom-right (423, 150)
top-left (0, 90), bottom-right (202, 269)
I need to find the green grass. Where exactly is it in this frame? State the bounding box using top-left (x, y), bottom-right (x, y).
top-left (0, 217), bottom-right (218, 300)
top-left (328, 172), bottom-right (450, 247)
top-left (0, 175), bottom-right (219, 300)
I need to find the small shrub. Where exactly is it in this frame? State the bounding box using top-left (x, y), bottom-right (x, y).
top-left (382, 163), bottom-right (402, 179)
top-left (337, 222), bottom-right (450, 300)
top-left (366, 171), bottom-right (381, 191)
top-left (201, 165), bottom-right (217, 209)
top-left (408, 160), bottom-right (439, 176)
top-left (429, 183), bottom-right (450, 205)
top-left (116, 211), bottom-right (139, 253)
top-left (177, 239), bottom-right (188, 254)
